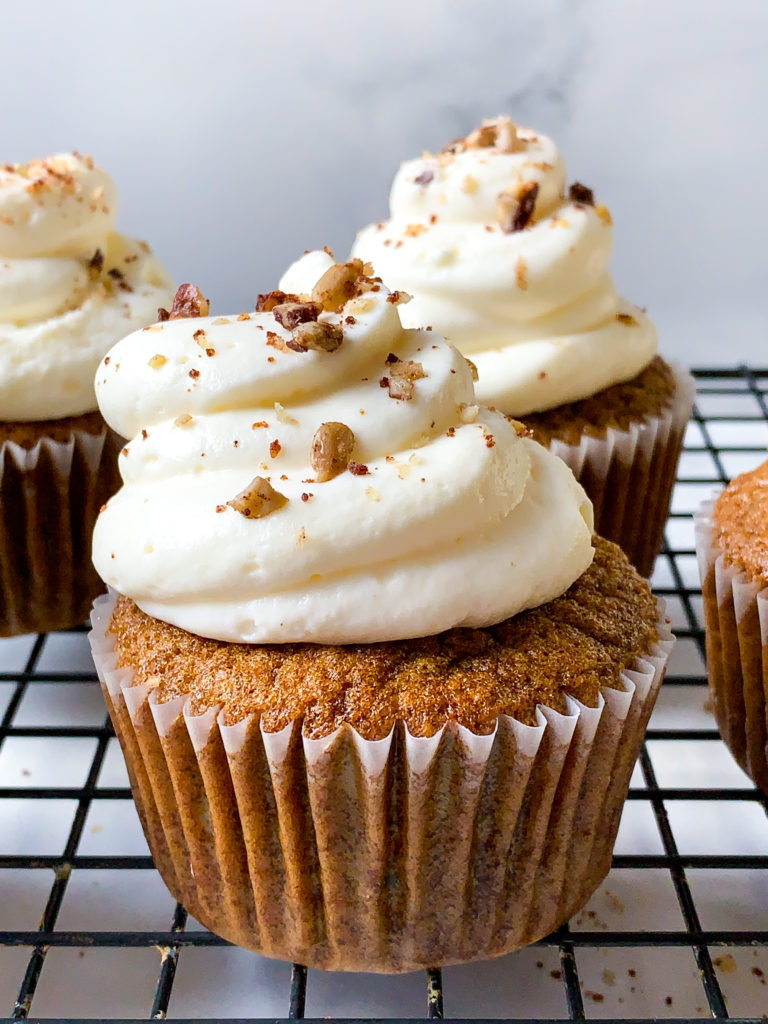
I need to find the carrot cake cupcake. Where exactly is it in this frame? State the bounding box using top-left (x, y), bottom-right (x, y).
top-left (0, 152), bottom-right (174, 635)
top-left (89, 252), bottom-right (672, 971)
top-left (351, 116), bottom-right (694, 576)
top-left (695, 461), bottom-right (768, 792)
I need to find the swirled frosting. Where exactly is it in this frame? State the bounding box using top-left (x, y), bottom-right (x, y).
top-left (352, 118), bottom-right (657, 416)
top-left (92, 251), bottom-right (594, 645)
top-left (0, 153), bottom-right (174, 420)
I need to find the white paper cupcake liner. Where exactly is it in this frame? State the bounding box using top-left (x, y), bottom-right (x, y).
top-left (89, 593), bottom-right (672, 972)
top-left (695, 500), bottom-right (768, 791)
top-left (546, 362), bottom-right (695, 577)
top-left (0, 424), bottom-right (122, 636)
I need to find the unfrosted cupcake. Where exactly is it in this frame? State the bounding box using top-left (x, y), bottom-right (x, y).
top-left (695, 461), bottom-right (768, 792)
top-left (89, 252), bottom-right (672, 971)
top-left (352, 117), bottom-right (694, 577)
top-left (0, 153), bottom-right (174, 635)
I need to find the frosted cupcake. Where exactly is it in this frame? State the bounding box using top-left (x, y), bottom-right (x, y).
top-left (0, 153), bottom-right (174, 635)
top-left (352, 117), bottom-right (694, 576)
top-left (695, 461), bottom-right (768, 792)
top-left (89, 252), bottom-right (672, 971)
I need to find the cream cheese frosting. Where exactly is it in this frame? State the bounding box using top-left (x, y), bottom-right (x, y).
top-left (352, 118), bottom-right (657, 416)
top-left (0, 153), bottom-right (174, 421)
top-left (92, 251), bottom-right (594, 645)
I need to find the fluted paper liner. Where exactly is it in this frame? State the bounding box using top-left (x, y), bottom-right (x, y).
top-left (90, 593), bottom-right (672, 972)
top-left (0, 424), bottom-right (122, 636)
top-left (546, 363), bottom-right (694, 577)
top-left (695, 500), bottom-right (768, 792)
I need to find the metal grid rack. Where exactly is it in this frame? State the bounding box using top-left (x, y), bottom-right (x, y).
top-left (1, 366), bottom-right (768, 1023)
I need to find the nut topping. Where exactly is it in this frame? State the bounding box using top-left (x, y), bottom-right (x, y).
top-left (227, 476), bottom-right (288, 518)
top-left (289, 320), bottom-right (343, 353)
top-left (87, 249), bottom-right (104, 280)
top-left (414, 168), bottom-right (434, 186)
top-left (466, 123), bottom-right (497, 148)
top-left (272, 300), bottom-right (321, 329)
top-left (494, 117), bottom-right (525, 153)
top-left (255, 290), bottom-right (300, 312)
top-left (311, 259), bottom-right (373, 312)
top-left (158, 284), bottom-right (210, 321)
top-left (311, 422), bottom-right (356, 482)
top-left (568, 182), bottom-right (595, 206)
top-left (381, 357), bottom-right (427, 401)
top-left (496, 181), bottom-right (539, 233)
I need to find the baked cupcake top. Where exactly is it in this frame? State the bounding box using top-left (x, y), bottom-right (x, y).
top-left (93, 251), bottom-right (593, 645)
top-left (352, 116), bottom-right (657, 417)
top-left (0, 153), bottom-right (174, 421)
top-left (712, 459), bottom-right (768, 586)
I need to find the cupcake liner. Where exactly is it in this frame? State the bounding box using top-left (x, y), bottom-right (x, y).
top-left (89, 593), bottom-right (672, 972)
top-left (546, 363), bottom-right (695, 577)
top-left (695, 501), bottom-right (768, 792)
top-left (0, 424), bottom-right (122, 636)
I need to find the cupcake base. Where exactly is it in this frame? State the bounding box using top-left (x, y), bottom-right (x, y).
top-left (89, 580), bottom-right (672, 971)
top-left (0, 412), bottom-right (123, 636)
top-left (524, 358), bottom-right (694, 577)
top-left (695, 501), bottom-right (768, 792)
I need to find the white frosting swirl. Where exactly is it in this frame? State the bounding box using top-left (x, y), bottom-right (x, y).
top-left (352, 121), bottom-right (657, 415)
top-left (0, 154), bottom-right (174, 420)
top-left (92, 251), bottom-right (594, 645)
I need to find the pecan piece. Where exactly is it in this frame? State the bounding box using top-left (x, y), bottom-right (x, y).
top-left (495, 117), bottom-right (525, 153)
top-left (383, 358), bottom-right (427, 401)
top-left (311, 259), bottom-right (367, 312)
top-left (311, 422), bottom-right (356, 482)
top-left (568, 182), bottom-right (595, 206)
top-left (255, 290), bottom-right (300, 312)
top-left (158, 283), bottom-right (210, 321)
top-left (466, 123), bottom-right (497, 148)
top-left (414, 168), bottom-right (434, 186)
top-left (87, 248), bottom-right (104, 280)
top-left (496, 181), bottom-right (539, 233)
top-left (289, 320), bottom-right (343, 353)
top-left (272, 300), bottom-right (321, 329)
top-left (227, 476), bottom-right (288, 518)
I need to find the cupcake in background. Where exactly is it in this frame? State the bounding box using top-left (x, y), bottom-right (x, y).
top-left (695, 461), bottom-right (768, 793)
top-left (352, 116), bottom-right (694, 577)
top-left (0, 152), bottom-right (174, 635)
top-left (90, 250), bottom-right (672, 971)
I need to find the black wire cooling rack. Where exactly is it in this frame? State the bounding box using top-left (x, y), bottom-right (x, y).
top-left (2, 366), bottom-right (768, 1023)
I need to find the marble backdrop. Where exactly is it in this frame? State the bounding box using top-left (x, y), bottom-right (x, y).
top-left (3, 0), bottom-right (766, 363)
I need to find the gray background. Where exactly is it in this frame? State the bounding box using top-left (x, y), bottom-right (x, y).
top-left (4, 0), bottom-right (766, 363)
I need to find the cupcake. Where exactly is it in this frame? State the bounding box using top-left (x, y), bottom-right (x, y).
top-left (351, 116), bottom-right (694, 577)
top-left (695, 461), bottom-right (768, 792)
top-left (89, 252), bottom-right (672, 971)
top-left (0, 153), bottom-right (174, 635)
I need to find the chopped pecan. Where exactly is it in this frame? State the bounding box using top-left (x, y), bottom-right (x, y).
top-left (227, 476), bottom-right (288, 518)
top-left (272, 300), bottom-right (321, 329)
top-left (289, 320), bottom-right (343, 353)
top-left (414, 168), bottom-right (434, 186)
top-left (568, 182), bottom-right (595, 206)
top-left (466, 123), bottom-right (497, 148)
top-left (383, 358), bottom-right (427, 401)
top-left (311, 422), bottom-right (356, 482)
top-left (256, 290), bottom-right (300, 312)
top-left (496, 181), bottom-right (539, 233)
top-left (159, 283), bottom-right (210, 321)
top-left (495, 117), bottom-right (525, 153)
top-left (348, 461), bottom-right (369, 476)
top-left (87, 249), bottom-right (104, 280)
top-left (311, 259), bottom-right (368, 312)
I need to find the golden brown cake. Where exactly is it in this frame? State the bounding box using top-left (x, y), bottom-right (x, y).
top-left (696, 460), bottom-right (768, 792)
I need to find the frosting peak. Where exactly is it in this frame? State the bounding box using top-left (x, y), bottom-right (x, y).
top-left (93, 252), bottom-right (594, 645)
top-left (0, 152), bottom-right (174, 421)
top-left (352, 117), bottom-right (657, 416)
